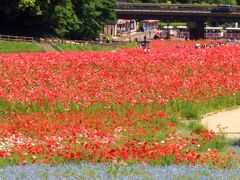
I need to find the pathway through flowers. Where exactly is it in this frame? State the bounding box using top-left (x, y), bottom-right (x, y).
top-left (202, 108), bottom-right (240, 138)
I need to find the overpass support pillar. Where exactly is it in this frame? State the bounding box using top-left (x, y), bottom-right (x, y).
top-left (187, 21), bottom-right (205, 40)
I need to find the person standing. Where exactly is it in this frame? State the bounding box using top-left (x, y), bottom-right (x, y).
top-left (143, 35), bottom-right (147, 48)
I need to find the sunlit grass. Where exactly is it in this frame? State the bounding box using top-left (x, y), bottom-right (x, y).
top-left (52, 41), bottom-right (137, 52)
top-left (0, 40), bottom-right (42, 54)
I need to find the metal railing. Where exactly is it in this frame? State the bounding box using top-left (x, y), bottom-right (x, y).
top-left (116, 3), bottom-right (240, 13)
top-left (38, 39), bottom-right (130, 52)
top-left (0, 34), bottom-right (128, 48)
top-left (47, 38), bottom-right (129, 47)
top-left (0, 34), bottom-right (34, 42)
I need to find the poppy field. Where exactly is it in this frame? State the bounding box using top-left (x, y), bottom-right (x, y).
top-left (0, 40), bottom-right (239, 169)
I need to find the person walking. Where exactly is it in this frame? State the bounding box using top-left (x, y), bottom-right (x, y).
top-left (143, 35), bottom-right (147, 49)
top-left (143, 35), bottom-right (147, 43)
top-left (143, 35), bottom-right (150, 53)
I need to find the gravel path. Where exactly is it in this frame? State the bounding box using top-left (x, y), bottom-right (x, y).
top-left (202, 108), bottom-right (240, 138)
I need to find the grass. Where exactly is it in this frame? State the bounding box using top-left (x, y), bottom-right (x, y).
top-left (52, 41), bottom-right (137, 52)
top-left (0, 40), bottom-right (137, 54)
top-left (1, 91), bottom-right (240, 120)
top-left (188, 121), bottom-right (206, 132)
top-left (0, 40), bottom-right (42, 54)
top-left (166, 91), bottom-right (240, 121)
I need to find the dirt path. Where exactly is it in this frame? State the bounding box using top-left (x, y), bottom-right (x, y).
top-left (38, 42), bottom-right (58, 52)
top-left (202, 108), bottom-right (240, 138)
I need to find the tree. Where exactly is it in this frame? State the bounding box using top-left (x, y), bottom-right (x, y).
top-left (18, 0), bottom-right (42, 15)
top-left (72, 0), bottom-right (116, 39)
top-left (49, 0), bottom-right (80, 37)
top-left (0, 0), bottom-right (117, 39)
top-left (0, 0), bottom-right (20, 23)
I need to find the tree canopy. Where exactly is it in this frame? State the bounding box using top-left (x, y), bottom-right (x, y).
top-left (0, 0), bottom-right (117, 39)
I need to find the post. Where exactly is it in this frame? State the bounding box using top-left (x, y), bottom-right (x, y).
top-left (188, 21), bottom-right (205, 40)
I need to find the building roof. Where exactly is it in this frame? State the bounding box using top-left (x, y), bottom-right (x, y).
top-left (204, 27), bottom-right (223, 30)
top-left (163, 26), bottom-right (173, 29)
top-left (142, 20), bottom-right (159, 23)
top-left (225, 27), bottom-right (240, 30)
top-left (117, 19), bottom-right (130, 24)
top-left (176, 26), bottom-right (188, 29)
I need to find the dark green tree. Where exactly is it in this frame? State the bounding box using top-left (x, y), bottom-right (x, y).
top-left (49, 0), bottom-right (80, 37)
top-left (0, 0), bottom-right (116, 39)
top-left (72, 0), bottom-right (116, 39)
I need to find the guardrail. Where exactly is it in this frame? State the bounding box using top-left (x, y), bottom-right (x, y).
top-left (0, 34), bottom-right (34, 42)
top-left (45, 38), bottom-right (129, 47)
top-left (116, 3), bottom-right (240, 13)
top-left (0, 34), bottom-right (129, 48)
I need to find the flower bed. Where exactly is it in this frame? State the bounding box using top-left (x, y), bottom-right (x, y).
top-left (0, 40), bottom-right (239, 167)
top-left (0, 164), bottom-right (239, 179)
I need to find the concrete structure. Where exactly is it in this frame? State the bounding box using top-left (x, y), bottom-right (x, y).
top-left (104, 19), bottom-right (137, 37)
top-left (204, 27), bottom-right (224, 39)
top-left (104, 24), bottom-right (117, 36)
top-left (176, 26), bottom-right (190, 39)
top-left (141, 20), bottom-right (159, 32)
top-left (115, 3), bottom-right (240, 39)
top-left (225, 27), bottom-right (240, 39)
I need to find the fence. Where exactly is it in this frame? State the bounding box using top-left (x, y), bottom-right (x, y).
top-left (0, 34), bottom-right (34, 42)
top-left (48, 38), bottom-right (129, 47)
top-left (0, 34), bottom-right (129, 48)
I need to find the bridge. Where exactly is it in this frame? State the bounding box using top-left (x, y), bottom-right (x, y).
top-left (115, 3), bottom-right (240, 39)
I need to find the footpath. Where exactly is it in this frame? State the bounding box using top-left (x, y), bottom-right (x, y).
top-left (38, 42), bottom-right (58, 52)
top-left (202, 108), bottom-right (240, 138)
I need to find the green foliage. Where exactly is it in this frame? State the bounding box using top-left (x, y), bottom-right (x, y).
top-left (18, 0), bottom-right (42, 15)
top-left (188, 121), bottom-right (206, 132)
top-left (49, 0), bottom-right (80, 37)
top-left (0, 0), bottom-right (117, 39)
top-left (150, 154), bottom-right (176, 166)
top-left (68, 101), bottom-right (81, 111)
top-left (167, 100), bottom-right (199, 120)
top-left (211, 136), bottom-right (227, 149)
top-left (31, 102), bottom-right (41, 112)
top-left (182, 102), bottom-right (199, 119)
top-left (72, 0), bottom-right (116, 39)
top-left (54, 101), bottom-right (65, 113)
